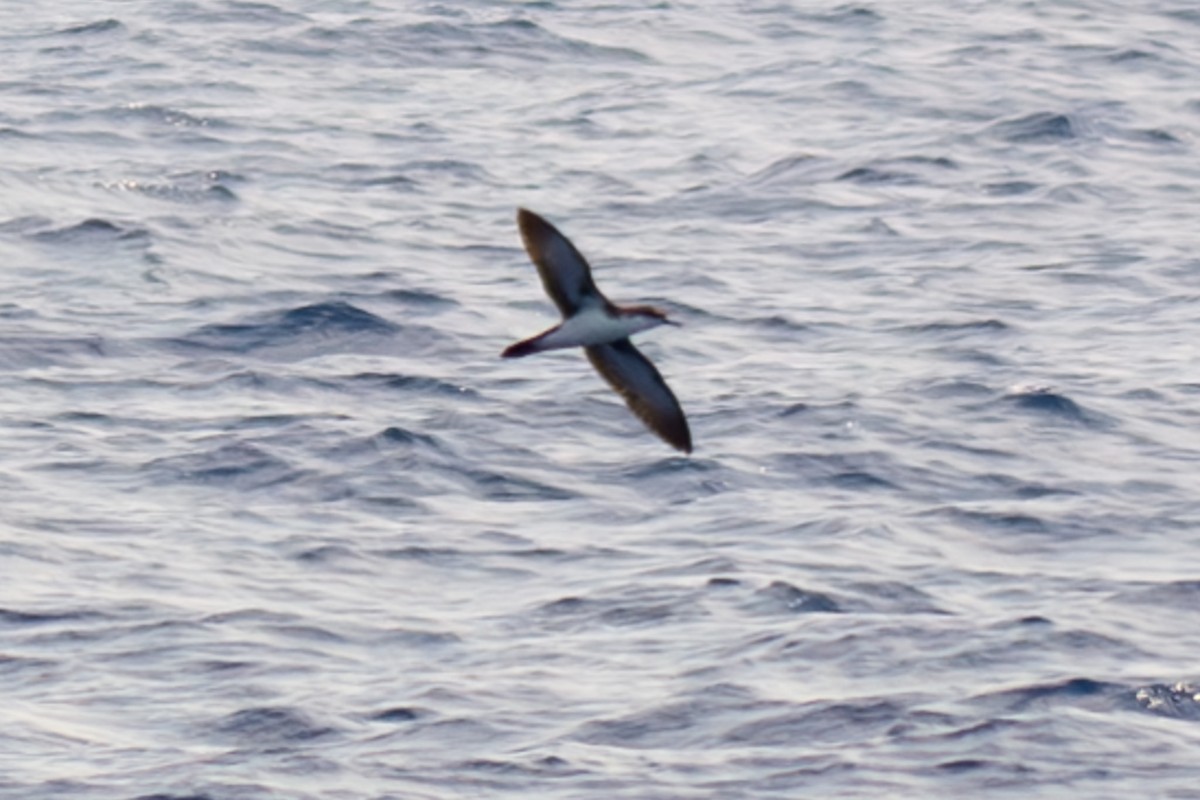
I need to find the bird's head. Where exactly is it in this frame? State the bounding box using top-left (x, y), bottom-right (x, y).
top-left (622, 305), bottom-right (681, 328)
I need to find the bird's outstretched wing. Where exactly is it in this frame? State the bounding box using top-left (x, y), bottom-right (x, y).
top-left (586, 339), bottom-right (692, 453)
top-left (517, 208), bottom-right (609, 316)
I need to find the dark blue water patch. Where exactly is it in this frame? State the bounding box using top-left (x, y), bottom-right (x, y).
top-left (859, 217), bottom-right (899, 236)
top-left (162, 0), bottom-right (308, 26)
top-left (644, 555), bottom-right (741, 579)
top-left (449, 756), bottom-right (580, 779)
top-left (808, 5), bottom-right (884, 25)
top-left (134, 795), bottom-right (216, 800)
top-left (374, 628), bottom-right (461, 648)
top-left (378, 287), bottom-right (458, 309)
top-left (0, 303), bottom-right (37, 321)
top-left (224, 0), bottom-right (310, 25)
top-left (1132, 683), bottom-right (1200, 721)
top-left (375, 425), bottom-right (443, 448)
top-left (56, 18), bottom-right (123, 36)
top-left (925, 755), bottom-right (1040, 784)
top-left (366, 172), bottom-right (420, 190)
top-left (104, 103), bottom-right (225, 130)
top-left (1164, 8), bottom-right (1200, 25)
top-left (573, 703), bottom-right (710, 749)
top-left (904, 155), bottom-right (957, 169)
top-left (1121, 126), bottom-right (1182, 146)
top-left (177, 302), bottom-right (399, 353)
top-left (779, 402), bottom-right (809, 417)
top-left (916, 379), bottom-right (995, 400)
top-left (598, 602), bottom-right (683, 627)
top-left (988, 112), bottom-right (1078, 143)
top-left (292, 543), bottom-right (360, 564)
top-left (976, 677), bottom-right (1124, 714)
top-left (935, 346), bottom-right (1008, 367)
top-left (775, 399), bottom-right (858, 421)
top-left (844, 581), bottom-right (948, 614)
top-left (143, 442), bottom-right (301, 490)
top-left (929, 506), bottom-right (1048, 534)
top-left (331, 272), bottom-right (458, 308)
top-left (823, 470), bottom-right (895, 490)
top-left (203, 609), bottom-right (303, 629)
top-left (0, 125), bottom-right (37, 140)
top-left (0, 334), bottom-right (108, 369)
top-left (725, 699), bottom-right (904, 747)
top-left (744, 153), bottom-right (827, 188)
top-left (0, 653), bottom-right (56, 678)
top-left (264, 622), bottom-right (347, 645)
top-left (418, 17), bottom-right (652, 64)
top-left (448, 465), bottom-right (580, 502)
top-left (270, 219), bottom-right (378, 245)
top-left (1106, 48), bottom-right (1159, 64)
top-left (213, 706), bottom-right (338, 746)
top-left (357, 493), bottom-right (425, 512)
top-left (773, 451), bottom-right (900, 492)
top-left (615, 454), bottom-right (715, 483)
top-left (272, 16), bottom-right (651, 70)
top-left (934, 758), bottom-right (990, 774)
top-left (837, 166), bottom-right (919, 185)
top-left (113, 170), bottom-right (240, 204)
top-left (196, 659), bottom-right (255, 674)
top-left (31, 217), bottom-right (148, 244)
top-left (900, 319), bottom-right (1009, 335)
top-left (1, 607), bottom-right (105, 625)
top-left (174, 369), bottom-right (305, 396)
top-left (371, 706), bottom-right (422, 723)
top-left (343, 372), bottom-right (476, 399)
top-left (746, 581), bottom-right (843, 614)
top-left (983, 180), bottom-right (1040, 196)
top-left (1001, 386), bottom-right (1096, 425)
top-left (1120, 579), bottom-right (1200, 610)
top-left (1118, 387), bottom-right (1164, 402)
top-left (376, 158), bottom-right (495, 188)
top-left (977, 472), bottom-right (1075, 500)
top-left (745, 313), bottom-right (809, 333)
top-left (228, 413), bottom-right (333, 431)
top-left (277, 302), bottom-right (397, 334)
top-left (329, 162), bottom-right (420, 190)
top-left (835, 156), bottom-right (956, 187)
top-left (377, 545), bottom-right (463, 565)
top-left (533, 589), bottom-right (697, 631)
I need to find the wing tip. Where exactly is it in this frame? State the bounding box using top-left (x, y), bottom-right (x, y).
top-left (516, 207), bottom-right (546, 233)
top-left (667, 426), bottom-right (693, 454)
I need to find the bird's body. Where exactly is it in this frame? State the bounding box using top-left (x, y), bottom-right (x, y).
top-left (502, 302), bottom-right (666, 357)
top-left (502, 209), bottom-right (692, 453)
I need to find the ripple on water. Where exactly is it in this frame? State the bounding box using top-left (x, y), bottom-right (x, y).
top-left (744, 581), bottom-right (844, 615)
top-left (31, 217), bottom-right (149, 244)
top-left (1001, 385), bottom-right (1100, 426)
top-left (987, 111), bottom-right (1079, 143)
top-left (213, 706), bottom-right (339, 746)
top-left (169, 302), bottom-right (418, 356)
top-left (142, 441), bottom-right (301, 490)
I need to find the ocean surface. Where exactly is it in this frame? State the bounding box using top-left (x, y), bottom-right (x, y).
top-left (2, 1), bottom-right (1200, 797)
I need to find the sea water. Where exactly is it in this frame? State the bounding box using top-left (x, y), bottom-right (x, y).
top-left (2, 2), bottom-right (1199, 798)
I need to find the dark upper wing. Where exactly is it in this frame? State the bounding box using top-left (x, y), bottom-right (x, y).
top-left (586, 339), bottom-right (692, 454)
top-left (517, 208), bottom-right (608, 317)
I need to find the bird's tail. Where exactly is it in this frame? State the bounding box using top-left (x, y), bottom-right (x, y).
top-left (502, 339), bottom-right (537, 358)
top-left (501, 328), bottom-right (553, 358)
